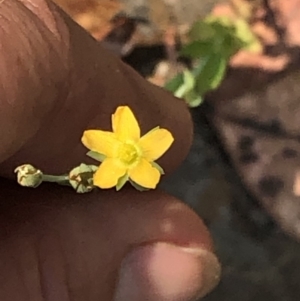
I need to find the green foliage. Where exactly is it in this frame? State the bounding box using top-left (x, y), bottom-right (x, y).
top-left (86, 150), bottom-right (106, 162)
top-left (165, 15), bottom-right (262, 107)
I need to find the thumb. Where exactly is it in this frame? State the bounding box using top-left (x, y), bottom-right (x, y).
top-left (0, 0), bottom-right (193, 178)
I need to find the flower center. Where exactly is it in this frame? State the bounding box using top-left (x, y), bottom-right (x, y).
top-left (118, 142), bottom-right (140, 165)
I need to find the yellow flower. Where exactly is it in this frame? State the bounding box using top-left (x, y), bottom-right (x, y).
top-left (81, 106), bottom-right (174, 190)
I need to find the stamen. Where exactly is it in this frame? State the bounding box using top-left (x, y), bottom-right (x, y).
top-left (118, 143), bottom-right (139, 165)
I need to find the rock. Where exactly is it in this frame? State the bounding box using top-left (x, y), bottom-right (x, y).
top-left (161, 105), bottom-right (300, 301)
top-left (210, 69), bottom-right (300, 240)
top-left (120, 0), bottom-right (222, 45)
top-left (121, 0), bottom-right (221, 24)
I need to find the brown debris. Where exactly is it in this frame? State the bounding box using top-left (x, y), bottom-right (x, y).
top-left (53, 0), bottom-right (123, 40)
top-left (269, 0), bottom-right (300, 46)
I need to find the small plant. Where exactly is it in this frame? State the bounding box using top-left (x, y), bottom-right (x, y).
top-left (15, 106), bottom-right (174, 193)
top-left (164, 15), bottom-right (262, 107)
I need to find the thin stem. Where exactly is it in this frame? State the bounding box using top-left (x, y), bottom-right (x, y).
top-left (42, 174), bottom-right (69, 183)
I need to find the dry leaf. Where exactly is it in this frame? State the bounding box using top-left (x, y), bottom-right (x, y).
top-left (53, 0), bottom-right (123, 40)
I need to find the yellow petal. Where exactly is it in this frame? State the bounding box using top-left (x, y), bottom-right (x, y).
top-left (93, 158), bottom-right (126, 189)
top-left (138, 128), bottom-right (174, 161)
top-left (81, 130), bottom-right (120, 158)
top-left (112, 106), bottom-right (140, 142)
top-left (129, 159), bottom-right (160, 189)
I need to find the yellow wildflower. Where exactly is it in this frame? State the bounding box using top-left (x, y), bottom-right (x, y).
top-left (81, 106), bottom-right (174, 190)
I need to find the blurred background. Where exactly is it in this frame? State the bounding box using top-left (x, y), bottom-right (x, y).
top-left (54, 0), bottom-right (300, 299)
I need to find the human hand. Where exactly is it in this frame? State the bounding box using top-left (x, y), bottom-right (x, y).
top-left (0, 1), bottom-right (221, 300)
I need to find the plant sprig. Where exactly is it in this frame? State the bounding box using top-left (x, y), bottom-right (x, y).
top-left (165, 15), bottom-right (262, 107)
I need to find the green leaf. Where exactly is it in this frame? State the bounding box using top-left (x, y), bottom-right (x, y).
top-left (189, 20), bottom-right (216, 41)
top-left (180, 41), bottom-right (213, 58)
top-left (220, 34), bottom-right (242, 58)
top-left (164, 73), bottom-right (184, 93)
top-left (174, 84), bottom-right (188, 99)
top-left (151, 162), bottom-right (165, 175)
top-left (129, 179), bottom-right (150, 192)
top-left (174, 69), bottom-right (196, 98)
top-left (86, 151), bottom-right (106, 162)
top-left (78, 163), bottom-right (98, 173)
top-left (195, 53), bottom-right (227, 95)
top-left (165, 68), bottom-right (203, 107)
top-left (183, 69), bottom-right (195, 89)
top-left (206, 16), bottom-right (239, 42)
top-left (116, 174), bottom-right (129, 191)
top-left (185, 90), bottom-right (203, 108)
top-left (234, 18), bottom-right (262, 53)
top-left (206, 15), bottom-right (233, 28)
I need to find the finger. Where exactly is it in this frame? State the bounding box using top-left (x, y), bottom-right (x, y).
top-left (0, 0), bottom-right (193, 178)
top-left (0, 180), bottom-right (220, 301)
top-left (0, 0), bottom-right (69, 164)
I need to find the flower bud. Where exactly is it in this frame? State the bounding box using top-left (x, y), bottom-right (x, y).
top-left (68, 164), bottom-right (98, 193)
top-left (14, 164), bottom-right (43, 188)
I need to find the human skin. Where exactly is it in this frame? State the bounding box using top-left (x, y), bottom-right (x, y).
top-left (0, 1), bottom-right (221, 300)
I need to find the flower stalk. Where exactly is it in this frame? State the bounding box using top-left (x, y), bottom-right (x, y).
top-left (15, 164), bottom-right (97, 193)
top-left (42, 174), bottom-right (69, 183)
top-left (15, 105), bottom-right (174, 193)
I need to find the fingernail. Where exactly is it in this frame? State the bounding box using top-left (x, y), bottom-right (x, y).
top-left (114, 242), bottom-right (221, 301)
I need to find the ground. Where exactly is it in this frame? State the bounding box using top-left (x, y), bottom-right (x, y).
top-left (162, 107), bottom-right (300, 301)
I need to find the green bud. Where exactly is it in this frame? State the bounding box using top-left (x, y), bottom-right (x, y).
top-left (14, 164), bottom-right (43, 188)
top-left (68, 163), bottom-right (98, 193)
